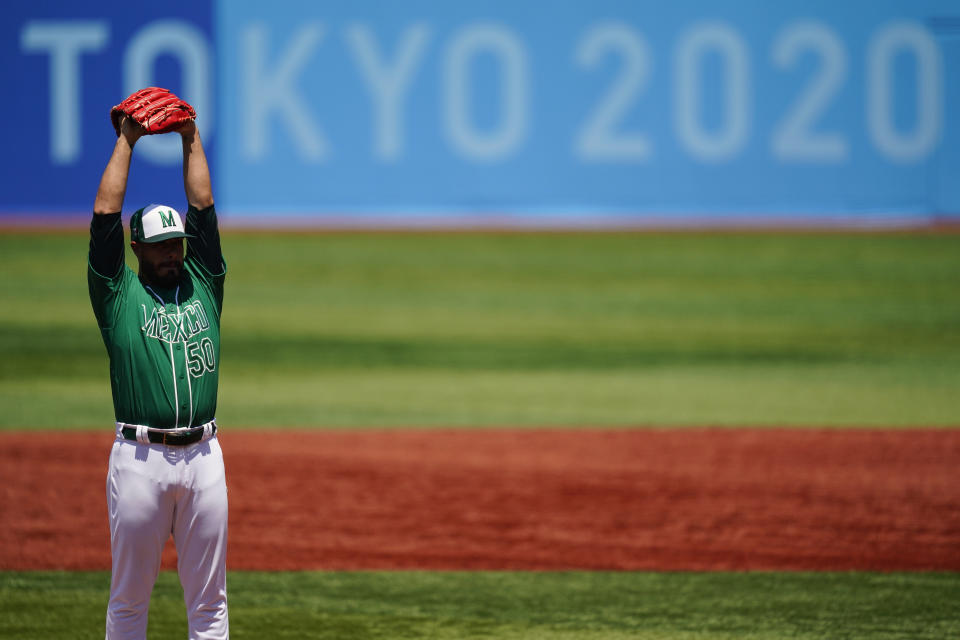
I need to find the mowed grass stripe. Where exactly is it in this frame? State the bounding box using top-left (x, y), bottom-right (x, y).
top-left (1, 231), bottom-right (958, 428)
top-left (1, 571), bottom-right (957, 639)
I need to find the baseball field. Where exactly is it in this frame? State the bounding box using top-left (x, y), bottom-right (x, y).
top-left (1, 229), bottom-right (959, 638)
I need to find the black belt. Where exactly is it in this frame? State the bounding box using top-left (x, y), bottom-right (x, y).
top-left (121, 424), bottom-right (215, 446)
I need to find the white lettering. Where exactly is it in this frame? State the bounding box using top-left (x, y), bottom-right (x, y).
top-left (442, 23), bottom-right (529, 161)
top-left (771, 21), bottom-right (848, 163)
top-left (574, 22), bottom-right (653, 162)
top-left (674, 22), bottom-right (750, 162)
top-left (242, 22), bottom-right (328, 161)
top-left (20, 21), bottom-right (109, 164)
top-left (345, 23), bottom-right (431, 162)
top-left (867, 21), bottom-right (942, 163)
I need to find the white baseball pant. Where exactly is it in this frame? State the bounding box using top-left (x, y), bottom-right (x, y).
top-left (105, 427), bottom-right (229, 640)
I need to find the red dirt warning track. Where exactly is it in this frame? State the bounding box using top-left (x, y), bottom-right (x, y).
top-left (1, 428), bottom-right (958, 571)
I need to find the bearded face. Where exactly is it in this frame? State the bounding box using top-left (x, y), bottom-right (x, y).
top-left (133, 238), bottom-right (185, 289)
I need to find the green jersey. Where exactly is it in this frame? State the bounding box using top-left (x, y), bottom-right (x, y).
top-left (88, 205), bottom-right (226, 429)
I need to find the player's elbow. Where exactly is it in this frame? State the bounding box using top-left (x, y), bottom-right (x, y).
top-left (190, 192), bottom-right (215, 210)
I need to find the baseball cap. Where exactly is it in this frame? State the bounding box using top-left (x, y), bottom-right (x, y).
top-left (129, 204), bottom-right (194, 243)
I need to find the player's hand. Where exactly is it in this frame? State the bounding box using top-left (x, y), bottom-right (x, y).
top-left (173, 119), bottom-right (197, 137)
top-left (119, 116), bottom-right (146, 146)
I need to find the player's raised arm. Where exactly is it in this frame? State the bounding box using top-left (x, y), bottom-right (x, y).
top-left (93, 117), bottom-right (144, 215)
top-left (89, 117), bottom-right (146, 284)
top-left (179, 120), bottom-right (214, 210)
top-left (178, 119), bottom-right (226, 284)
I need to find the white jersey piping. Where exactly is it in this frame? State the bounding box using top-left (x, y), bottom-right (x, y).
top-left (145, 284), bottom-right (185, 428)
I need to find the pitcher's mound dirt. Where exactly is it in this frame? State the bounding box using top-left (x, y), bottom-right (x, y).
top-left (1, 428), bottom-right (958, 571)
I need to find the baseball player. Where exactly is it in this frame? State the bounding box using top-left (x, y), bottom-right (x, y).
top-left (88, 89), bottom-right (228, 639)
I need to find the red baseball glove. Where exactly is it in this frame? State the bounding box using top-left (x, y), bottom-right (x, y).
top-left (110, 87), bottom-right (196, 136)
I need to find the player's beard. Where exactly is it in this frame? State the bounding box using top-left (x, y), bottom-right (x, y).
top-left (144, 259), bottom-right (183, 289)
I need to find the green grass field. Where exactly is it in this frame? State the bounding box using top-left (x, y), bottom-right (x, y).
top-left (2, 229), bottom-right (958, 639)
top-left (1, 231), bottom-right (958, 429)
top-left (2, 571), bottom-right (958, 639)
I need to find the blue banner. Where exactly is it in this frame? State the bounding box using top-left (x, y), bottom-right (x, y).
top-left (4, 1), bottom-right (960, 224)
top-left (2, 1), bottom-right (214, 217)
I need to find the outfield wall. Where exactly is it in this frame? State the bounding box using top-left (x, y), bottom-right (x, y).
top-left (4, 1), bottom-right (960, 226)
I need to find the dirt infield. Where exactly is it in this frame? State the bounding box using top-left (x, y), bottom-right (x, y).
top-left (1, 428), bottom-right (958, 571)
